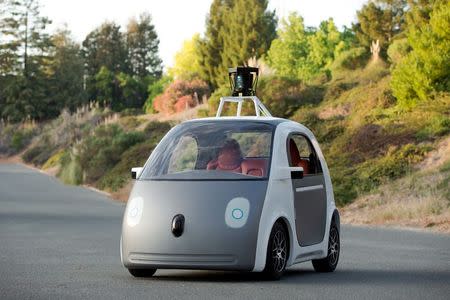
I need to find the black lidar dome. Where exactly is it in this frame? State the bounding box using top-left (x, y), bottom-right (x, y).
top-left (228, 67), bottom-right (259, 97)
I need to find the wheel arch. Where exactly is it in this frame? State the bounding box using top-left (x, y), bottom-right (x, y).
top-left (274, 217), bottom-right (292, 262)
top-left (331, 209), bottom-right (340, 233)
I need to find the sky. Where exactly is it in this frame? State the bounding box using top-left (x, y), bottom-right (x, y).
top-left (39, 0), bottom-right (367, 69)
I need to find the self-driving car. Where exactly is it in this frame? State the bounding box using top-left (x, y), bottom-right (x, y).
top-left (121, 67), bottom-right (340, 280)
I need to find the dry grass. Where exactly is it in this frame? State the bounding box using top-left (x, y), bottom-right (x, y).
top-left (342, 136), bottom-right (450, 232)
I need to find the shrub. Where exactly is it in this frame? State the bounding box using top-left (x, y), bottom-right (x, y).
top-left (58, 151), bottom-right (82, 185)
top-left (143, 121), bottom-right (171, 141)
top-left (42, 149), bottom-right (65, 170)
top-left (22, 135), bottom-right (57, 166)
top-left (391, 3), bottom-right (450, 108)
top-left (143, 76), bottom-right (172, 114)
top-left (77, 125), bottom-right (145, 183)
top-left (330, 47), bottom-right (369, 73)
top-left (153, 79), bottom-right (210, 115)
top-left (355, 144), bottom-right (432, 193)
top-left (257, 76), bottom-right (325, 118)
top-left (98, 141), bottom-right (156, 191)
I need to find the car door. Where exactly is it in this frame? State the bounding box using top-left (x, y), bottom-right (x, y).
top-left (287, 134), bottom-right (327, 247)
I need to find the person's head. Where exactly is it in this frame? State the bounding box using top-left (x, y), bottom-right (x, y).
top-left (218, 139), bottom-right (242, 169)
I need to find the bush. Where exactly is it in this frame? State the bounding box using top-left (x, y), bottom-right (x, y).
top-left (387, 38), bottom-right (410, 65)
top-left (98, 121), bottom-right (170, 191)
top-left (77, 125), bottom-right (145, 183)
top-left (355, 144), bottom-right (432, 193)
top-left (258, 76), bottom-right (324, 118)
top-left (330, 47), bottom-right (369, 72)
top-left (58, 151), bottom-right (82, 185)
top-left (98, 141), bottom-right (156, 191)
top-left (391, 3), bottom-right (450, 107)
top-left (22, 135), bottom-right (57, 166)
top-left (152, 79), bottom-right (210, 115)
top-left (143, 76), bottom-right (172, 114)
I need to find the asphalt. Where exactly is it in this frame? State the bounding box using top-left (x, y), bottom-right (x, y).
top-left (0, 163), bottom-right (449, 300)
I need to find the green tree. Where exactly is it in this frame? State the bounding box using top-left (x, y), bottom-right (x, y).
top-left (0, 0), bottom-right (54, 121)
top-left (354, 0), bottom-right (407, 57)
top-left (126, 13), bottom-right (162, 78)
top-left (199, 0), bottom-right (277, 87)
top-left (168, 33), bottom-right (203, 80)
top-left (47, 28), bottom-right (86, 112)
top-left (82, 22), bottom-right (128, 101)
top-left (391, 2), bottom-right (450, 107)
top-left (266, 13), bottom-right (310, 79)
top-left (198, 0), bottom-right (230, 88)
top-left (267, 14), bottom-right (351, 81)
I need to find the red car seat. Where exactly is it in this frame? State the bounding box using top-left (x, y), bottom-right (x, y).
top-left (289, 139), bottom-right (309, 175)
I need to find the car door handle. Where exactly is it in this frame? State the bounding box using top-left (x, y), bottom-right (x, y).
top-left (295, 184), bottom-right (324, 192)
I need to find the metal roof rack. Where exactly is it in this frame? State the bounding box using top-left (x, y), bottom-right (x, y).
top-left (216, 96), bottom-right (272, 118)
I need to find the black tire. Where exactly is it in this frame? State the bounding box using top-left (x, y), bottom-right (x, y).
top-left (312, 223), bottom-right (340, 272)
top-left (128, 268), bottom-right (157, 278)
top-left (262, 222), bottom-right (288, 280)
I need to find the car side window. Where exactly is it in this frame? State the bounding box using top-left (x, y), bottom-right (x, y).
top-left (287, 134), bottom-right (322, 175)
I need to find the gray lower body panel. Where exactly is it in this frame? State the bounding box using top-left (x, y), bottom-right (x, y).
top-left (122, 180), bottom-right (268, 271)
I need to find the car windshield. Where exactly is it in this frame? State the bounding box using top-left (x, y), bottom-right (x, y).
top-left (140, 120), bottom-right (274, 180)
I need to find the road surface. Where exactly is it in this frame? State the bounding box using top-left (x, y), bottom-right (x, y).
top-left (0, 163), bottom-right (449, 299)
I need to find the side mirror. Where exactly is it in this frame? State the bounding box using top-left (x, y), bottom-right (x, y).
top-left (290, 167), bottom-right (304, 180)
top-left (131, 167), bottom-right (143, 179)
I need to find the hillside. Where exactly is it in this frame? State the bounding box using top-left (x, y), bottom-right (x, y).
top-left (1, 59), bottom-right (449, 232)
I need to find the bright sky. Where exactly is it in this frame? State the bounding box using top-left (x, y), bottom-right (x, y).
top-left (40, 0), bottom-right (367, 69)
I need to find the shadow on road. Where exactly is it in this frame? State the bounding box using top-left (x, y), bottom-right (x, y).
top-left (131, 268), bottom-right (450, 285)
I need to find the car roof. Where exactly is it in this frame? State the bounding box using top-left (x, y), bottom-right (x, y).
top-left (181, 116), bottom-right (291, 126)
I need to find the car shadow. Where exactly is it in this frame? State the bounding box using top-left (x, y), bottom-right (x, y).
top-left (136, 268), bottom-right (450, 285)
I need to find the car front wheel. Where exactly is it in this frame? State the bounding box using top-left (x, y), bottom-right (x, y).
top-left (128, 268), bottom-right (157, 278)
top-left (262, 221), bottom-right (288, 280)
top-left (312, 222), bottom-right (340, 272)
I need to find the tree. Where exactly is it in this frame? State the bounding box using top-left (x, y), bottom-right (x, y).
top-left (267, 14), bottom-right (351, 81)
top-left (82, 22), bottom-right (128, 101)
top-left (198, 0), bottom-right (277, 87)
top-left (0, 0), bottom-right (54, 121)
top-left (218, 0), bottom-right (277, 85)
top-left (126, 13), bottom-right (162, 78)
top-left (391, 2), bottom-right (450, 107)
top-left (198, 0), bottom-right (232, 88)
top-left (266, 13), bottom-right (310, 79)
top-left (168, 33), bottom-right (203, 80)
top-left (354, 0), bottom-right (407, 57)
top-left (47, 28), bottom-right (86, 112)
top-left (307, 19), bottom-right (349, 77)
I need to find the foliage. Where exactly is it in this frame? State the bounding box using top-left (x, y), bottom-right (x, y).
top-left (168, 34), bottom-right (203, 80)
top-left (143, 75), bottom-right (172, 114)
top-left (22, 135), bottom-right (57, 166)
top-left (126, 13), bottom-right (162, 78)
top-left (267, 13), bottom-right (353, 81)
top-left (258, 76), bottom-right (324, 118)
top-left (77, 124), bottom-right (145, 183)
top-left (391, 2), bottom-right (450, 107)
top-left (198, 0), bottom-right (277, 87)
top-left (58, 151), bottom-right (82, 185)
top-left (354, 0), bottom-right (407, 57)
top-left (153, 79), bottom-right (210, 114)
top-left (330, 47), bottom-right (370, 73)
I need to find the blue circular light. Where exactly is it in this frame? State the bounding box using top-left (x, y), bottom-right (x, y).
top-left (232, 208), bottom-right (244, 220)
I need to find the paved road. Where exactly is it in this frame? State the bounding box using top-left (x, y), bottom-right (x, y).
top-left (0, 163), bottom-right (449, 299)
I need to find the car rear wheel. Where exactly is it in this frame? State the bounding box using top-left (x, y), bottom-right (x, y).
top-left (312, 222), bottom-right (340, 272)
top-left (262, 222), bottom-right (288, 280)
top-left (128, 268), bottom-right (157, 278)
